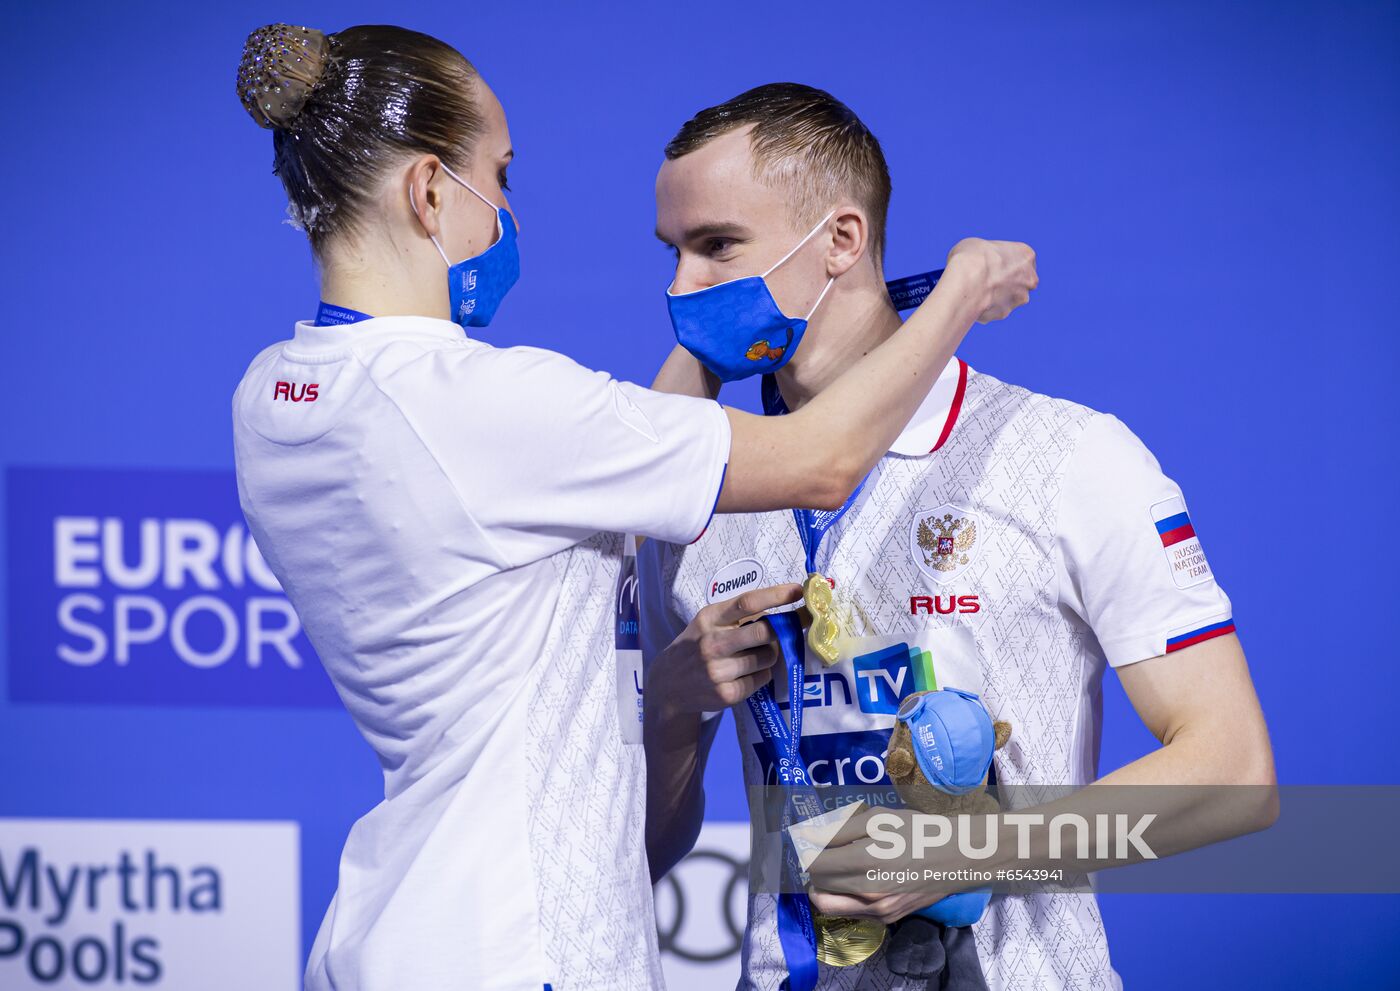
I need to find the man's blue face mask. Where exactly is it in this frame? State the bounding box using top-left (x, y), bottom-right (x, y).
top-left (666, 211), bottom-right (835, 382)
top-left (412, 164), bottom-right (520, 328)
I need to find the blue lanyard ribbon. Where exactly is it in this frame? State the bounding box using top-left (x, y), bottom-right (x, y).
top-left (314, 301), bottom-right (373, 326)
top-left (746, 610), bottom-right (820, 991)
top-left (793, 486), bottom-right (864, 576)
top-left (749, 379), bottom-right (874, 990)
top-left (749, 273), bottom-right (943, 982)
top-left (885, 268), bottom-right (945, 311)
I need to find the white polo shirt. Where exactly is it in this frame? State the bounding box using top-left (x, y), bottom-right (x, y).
top-left (231, 315), bottom-right (730, 991)
top-left (639, 357), bottom-right (1235, 991)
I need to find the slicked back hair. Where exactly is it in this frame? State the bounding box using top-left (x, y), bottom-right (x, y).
top-left (665, 83), bottom-right (892, 263)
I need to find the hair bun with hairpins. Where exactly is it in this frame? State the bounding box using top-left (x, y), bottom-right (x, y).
top-left (237, 24), bottom-right (330, 130)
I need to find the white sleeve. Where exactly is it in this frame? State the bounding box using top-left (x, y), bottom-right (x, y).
top-left (383, 343), bottom-right (731, 566)
top-left (1056, 413), bottom-right (1235, 668)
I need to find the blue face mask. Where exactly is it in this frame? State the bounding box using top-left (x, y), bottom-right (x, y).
top-left (412, 164), bottom-right (519, 328)
top-left (666, 211), bottom-right (836, 382)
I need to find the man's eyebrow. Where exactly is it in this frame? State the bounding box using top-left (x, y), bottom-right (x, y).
top-left (655, 221), bottom-right (753, 245)
top-left (502, 149), bottom-right (515, 161)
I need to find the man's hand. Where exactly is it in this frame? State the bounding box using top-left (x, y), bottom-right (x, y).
top-left (649, 583), bottom-right (805, 714)
top-left (801, 804), bottom-right (956, 925)
top-left (946, 238), bottom-right (1039, 324)
top-left (643, 583), bottom-right (806, 881)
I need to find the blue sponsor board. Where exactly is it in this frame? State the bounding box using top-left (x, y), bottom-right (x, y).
top-left (6, 466), bottom-right (338, 707)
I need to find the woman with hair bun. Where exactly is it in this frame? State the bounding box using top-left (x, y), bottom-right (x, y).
top-left (231, 22), bottom-right (1035, 990)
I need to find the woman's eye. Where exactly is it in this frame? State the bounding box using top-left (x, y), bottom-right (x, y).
top-left (497, 169), bottom-right (511, 192)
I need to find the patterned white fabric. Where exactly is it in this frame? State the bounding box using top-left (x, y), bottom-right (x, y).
top-left (640, 361), bottom-right (1232, 991)
top-left (233, 315), bottom-right (730, 990)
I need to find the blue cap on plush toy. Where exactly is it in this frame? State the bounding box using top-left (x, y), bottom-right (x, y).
top-left (895, 687), bottom-right (995, 795)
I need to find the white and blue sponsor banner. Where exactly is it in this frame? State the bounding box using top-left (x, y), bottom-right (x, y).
top-left (0, 818), bottom-right (300, 989)
top-left (655, 821), bottom-right (749, 991)
top-left (6, 466), bottom-right (337, 707)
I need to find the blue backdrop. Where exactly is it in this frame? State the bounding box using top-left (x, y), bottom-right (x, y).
top-left (2, 1), bottom-right (1397, 987)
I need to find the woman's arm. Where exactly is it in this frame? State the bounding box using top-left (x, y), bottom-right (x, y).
top-left (651, 344), bottom-right (721, 400)
top-left (719, 238), bottom-right (1035, 513)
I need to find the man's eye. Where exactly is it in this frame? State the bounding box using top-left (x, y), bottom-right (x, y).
top-left (706, 238), bottom-right (735, 257)
top-left (497, 169), bottom-right (511, 192)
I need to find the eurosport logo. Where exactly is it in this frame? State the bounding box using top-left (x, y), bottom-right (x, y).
top-left (6, 466), bottom-right (337, 707)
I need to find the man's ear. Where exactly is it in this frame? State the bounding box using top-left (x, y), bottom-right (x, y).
top-left (405, 155), bottom-right (446, 239)
top-left (824, 203), bottom-right (870, 280)
top-left (993, 721), bottom-right (1012, 750)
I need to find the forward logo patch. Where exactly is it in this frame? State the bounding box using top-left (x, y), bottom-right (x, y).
top-left (707, 558), bottom-right (766, 604)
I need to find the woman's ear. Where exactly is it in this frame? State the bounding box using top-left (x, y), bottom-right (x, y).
top-left (406, 156), bottom-right (445, 239)
top-left (825, 204), bottom-right (869, 280)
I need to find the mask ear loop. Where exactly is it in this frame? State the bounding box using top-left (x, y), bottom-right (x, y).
top-left (441, 162), bottom-right (506, 246)
top-left (409, 164), bottom-right (505, 268)
top-left (763, 209), bottom-right (838, 320)
top-left (762, 209), bottom-right (838, 278)
top-left (409, 184), bottom-right (454, 268)
top-left (804, 276), bottom-right (836, 321)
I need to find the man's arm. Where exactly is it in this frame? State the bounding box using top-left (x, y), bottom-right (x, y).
top-left (644, 687), bottom-right (721, 883)
top-left (808, 633), bottom-right (1277, 922)
top-left (1104, 633), bottom-right (1274, 789)
top-left (644, 583), bottom-right (804, 882)
top-left (809, 412), bottom-right (1274, 921)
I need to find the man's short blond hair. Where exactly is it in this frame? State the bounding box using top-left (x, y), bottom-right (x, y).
top-left (665, 83), bottom-right (892, 262)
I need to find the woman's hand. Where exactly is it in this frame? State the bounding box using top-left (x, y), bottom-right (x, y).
top-left (945, 238), bottom-right (1038, 324)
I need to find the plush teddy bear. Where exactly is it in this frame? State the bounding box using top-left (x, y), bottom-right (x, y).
top-left (881, 687), bottom-right (1011, 989)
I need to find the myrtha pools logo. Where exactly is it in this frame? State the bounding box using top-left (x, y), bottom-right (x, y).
top-left (0, 819), bottom-right (299, 988)
top-left (5, 466), bottom-right (337, 707)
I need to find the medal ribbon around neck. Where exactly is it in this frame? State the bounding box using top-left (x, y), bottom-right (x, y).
top-left (744, 386), bottom-right (879, 987)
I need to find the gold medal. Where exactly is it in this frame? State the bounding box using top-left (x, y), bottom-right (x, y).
top-left (803, 572), bottom-right (842, 666)
top-left (813, 914), bottom-right (887, 967)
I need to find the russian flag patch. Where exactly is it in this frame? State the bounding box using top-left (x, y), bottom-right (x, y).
top-left (1151, 496), bottom-right (1214, 589)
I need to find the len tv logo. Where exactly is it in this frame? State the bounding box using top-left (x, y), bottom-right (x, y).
top-left (5, 466), bottom-right (338, 707)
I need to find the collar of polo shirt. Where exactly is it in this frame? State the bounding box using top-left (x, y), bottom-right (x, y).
top-left (288, 314), bottom-right (466, 356)
top-left (888, 356), bottom-right (969, 457)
